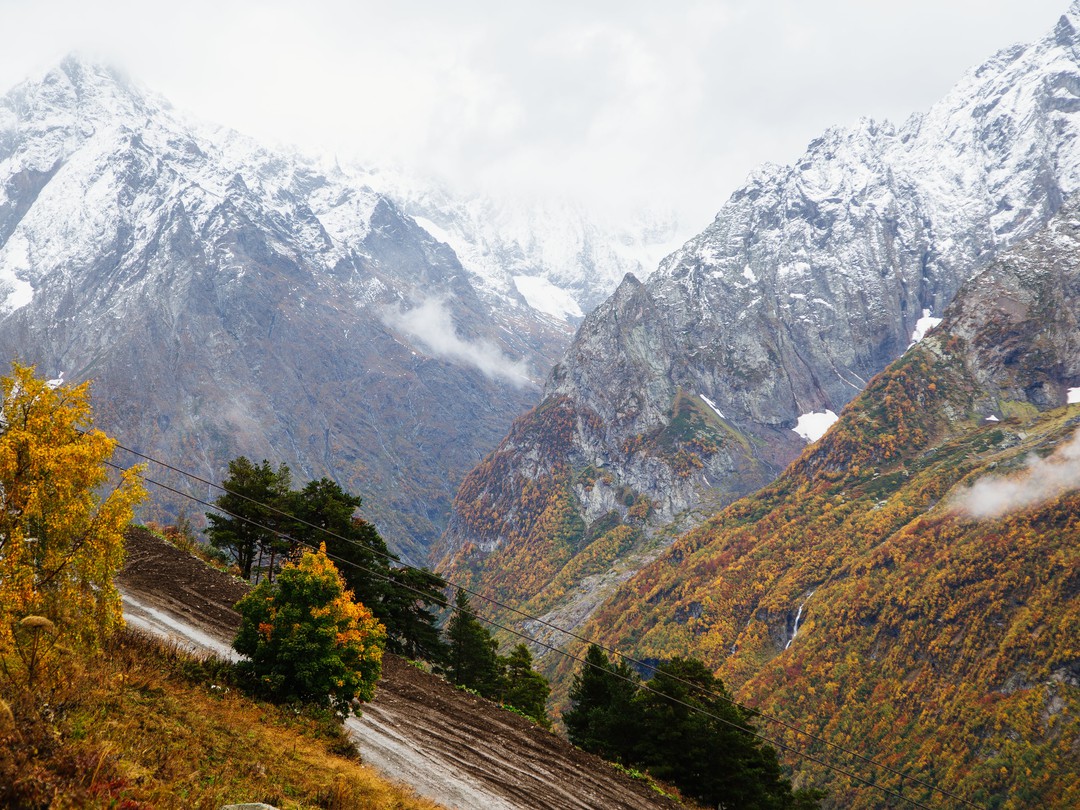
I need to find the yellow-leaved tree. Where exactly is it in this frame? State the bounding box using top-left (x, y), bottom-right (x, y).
top-left (0, 363), bottom-right (145, 669)
top-left (233, 544), bottom-right (386, 714)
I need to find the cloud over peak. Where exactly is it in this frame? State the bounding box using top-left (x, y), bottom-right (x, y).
top-left (382, 297), bottom-right (533, 387)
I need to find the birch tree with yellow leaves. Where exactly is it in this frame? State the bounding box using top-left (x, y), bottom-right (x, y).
top-left (0, 363), bottom-right (145, 670)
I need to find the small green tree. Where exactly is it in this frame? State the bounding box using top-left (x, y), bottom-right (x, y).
top-left (500, 643), bottom-right (550, 727)
top-left (233, 544), bottom-right (386, 715)
top-left (445, 589), bottom-right (503, 698)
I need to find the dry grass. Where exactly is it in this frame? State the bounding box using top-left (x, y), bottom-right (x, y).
top-left (0, 629), bottom-right (445, 809)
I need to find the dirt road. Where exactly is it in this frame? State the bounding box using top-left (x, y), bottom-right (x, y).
top-left (117, 528), bottom-right (683, 810)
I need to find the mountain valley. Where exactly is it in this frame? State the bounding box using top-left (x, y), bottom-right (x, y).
top-left (561, 200), bottom-right (1080, 807)
top-left (439, 3), bottom-right (1080, 656)
top-left (1, 5), bottom-right (1079, 808)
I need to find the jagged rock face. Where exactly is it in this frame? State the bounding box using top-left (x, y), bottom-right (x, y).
top-left (564, 6), bottom-right (1080, 435)
top-left (546, 273), bottom-right (795, 519)
top-left (368, 179), bottom-right (684, 322)
top-left (440, 7), bottom-right (1080, 627)
top-left (934, 212), bottom-right (1080, 408)
top-left (0, 58), bottom-right (576, 562)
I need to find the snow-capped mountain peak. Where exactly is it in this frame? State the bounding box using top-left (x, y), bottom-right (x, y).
top-left (0, 55), bottom-right (590, 560)
top-left (440, 3), bottom-right (1080, 633)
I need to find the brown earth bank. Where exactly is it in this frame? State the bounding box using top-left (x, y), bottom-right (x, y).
top-left (116, 527), bottom-right (687, 810)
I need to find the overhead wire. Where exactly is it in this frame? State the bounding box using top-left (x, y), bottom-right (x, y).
top-left (105, 439), bottom-right (978, 807)
top-left (105, 458), bottom-right (941, 810)
top-left (101, 444), bottom-right (989, 810)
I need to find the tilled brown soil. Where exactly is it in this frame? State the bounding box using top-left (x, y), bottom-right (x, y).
top-left (117, 529), bottom-right (685, 810)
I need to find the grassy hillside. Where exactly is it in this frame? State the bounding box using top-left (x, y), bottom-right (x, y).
top-left (0, 629), bottom-right (442, 809)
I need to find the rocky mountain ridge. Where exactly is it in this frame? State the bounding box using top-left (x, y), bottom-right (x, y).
top-left (355, 168), bottom-right (685, 322)
top-left (0, 57), bottom-right (598, 561)
top-left (439, 2), bottom-right (1080, 628)
top-left (568, 200), bottom-right (1080, 807)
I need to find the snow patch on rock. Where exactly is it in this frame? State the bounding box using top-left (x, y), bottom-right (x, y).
top-left (793, 410), bottom-right (839, 443)
top-left (513, 275), bottom-right (584, 320)
top-left (909, 309), bottom-right (943, 346)
top-left (699, 393), bottom-right (726, 420)
top-left (0, 228), bottom-right (36, 314)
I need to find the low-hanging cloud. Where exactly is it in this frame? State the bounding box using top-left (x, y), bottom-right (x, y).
top-left (383, 297), bottom-right (533, 387)
top-left (952, 428), bottom-right (1080, 520)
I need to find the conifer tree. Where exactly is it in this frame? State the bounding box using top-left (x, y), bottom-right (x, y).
top-left (205, 457), bottom-right (291, 580)
top-left (633, 658), bottom-right (794, 809)
top-left (285, 479), bottom-right (379, 601)
top-left (287, 482), bottom-right (448, 661)
top-left (564, 651), bottom-right (821, 808)
top-left (562, 644), bottom-right (639, 763)
top-left (378, 565), bottom-right (449, 662)
top-left (500, 643), bottom-right (551, 726)
top-left (445, 589), bottom-right (503, 697)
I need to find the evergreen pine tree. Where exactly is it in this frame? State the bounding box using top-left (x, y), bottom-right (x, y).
top-left (445, 589), bottom-right (503, 698)
top-left (205, 457), bottom-right (291, 580)
top-left (562, 644), bottom-right (639, 763)
top-left (500, 643), bottom-right (550, 726)
top-left (378, 565), bottom-right (449, 662)
top-left (633, 657), bottom-right (801, 809)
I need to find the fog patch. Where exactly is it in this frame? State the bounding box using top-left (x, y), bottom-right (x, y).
top-left (952, 429), bottom-right (1080, 519)
top-left (384, 298), bottom-right (532, 386)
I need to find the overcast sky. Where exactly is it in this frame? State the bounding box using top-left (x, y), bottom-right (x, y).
top-left (0, 1), bottom-right (1071, 228)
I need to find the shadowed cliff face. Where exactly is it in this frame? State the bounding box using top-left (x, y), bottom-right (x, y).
top-left (439, 8), bottom-right (1080, 642)
top-left (0, 57), bottom-right (571, 562)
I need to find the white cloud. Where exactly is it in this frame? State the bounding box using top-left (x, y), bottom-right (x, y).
top-left (0, 1), bottom-right (1067, 225)
top-left (952, 429), bottom-right (1080, 520)
top-left (382, 298), bottom-right (533, 386)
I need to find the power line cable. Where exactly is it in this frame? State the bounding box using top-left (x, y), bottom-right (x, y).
top-left (110, 437), bottom-right (984, 809)
top-left (110, 458), bottom-right (941, 810)
top-left (104, 439), bottom-right (980, 809)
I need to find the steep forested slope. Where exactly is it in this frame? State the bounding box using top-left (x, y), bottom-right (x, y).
top-left (568, 207), bottom-right (1080, 808)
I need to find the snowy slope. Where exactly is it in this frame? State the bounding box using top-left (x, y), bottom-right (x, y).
top-left (0, 57), bottom-right (578, 561)
top-left (351, 165), bottom-right (684, 321)
top-left (555, 2), bottom-right (1080, 448)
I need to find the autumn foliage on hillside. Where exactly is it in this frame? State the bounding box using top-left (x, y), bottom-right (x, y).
top-left (441, 396), bottom-right (594, 605)
top-left (572, 338), bottom-right (1080, 808)
top-left (441, 386), bottom-right (772, 629)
